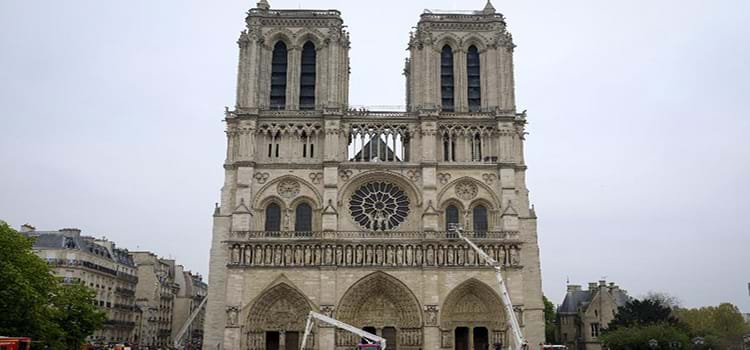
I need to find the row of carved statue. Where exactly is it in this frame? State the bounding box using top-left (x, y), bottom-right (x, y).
top-left (227, 243), bottom-right (522, 267)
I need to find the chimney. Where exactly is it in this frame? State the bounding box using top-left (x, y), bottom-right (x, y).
top-left (588, 282), bottom-right (598, 291)
top-left (567, 285), bottom-right (582, 293)
top-left (599, 280), bottom-right (607, 287)
top-left (20, 224), bottom-right (36, 233)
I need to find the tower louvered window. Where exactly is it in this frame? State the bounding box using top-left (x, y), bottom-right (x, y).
top-left (441, 45), bottom-right (455, 112)
top-left (299, 41), bottom-right (316, 110)
top-left (467, 45), bottom-right (481, 111)
top-left (265, 203), bottom-right (281, 232)
top-left (270, 41), bottom-right (288, 110)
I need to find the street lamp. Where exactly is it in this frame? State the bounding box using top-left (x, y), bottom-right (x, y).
top-left (649, 339), bottom-right (659, 350)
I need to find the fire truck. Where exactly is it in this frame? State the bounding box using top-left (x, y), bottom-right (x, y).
top-left (0, 337), bottom-right (32, 350)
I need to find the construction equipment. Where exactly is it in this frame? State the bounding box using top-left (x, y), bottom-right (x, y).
top-left (173, 296), bottom-right (208, 349)
top-left (448, 223), bottom-right (528, 350)
top-left (300, 311), bottom-right (386, 350)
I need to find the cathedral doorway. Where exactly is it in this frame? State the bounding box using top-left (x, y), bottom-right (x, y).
top-left (455, 327), bottom-right (469, 350)
top-left (284, 331), bottom-right (299, 350)
top-left (244, 283), bottom-right (313, 350)
top-left (441, 279), bottom-right (507, 350)
top-left (265, 332), bottom-right (279, 350)
top-left (335, 272), bottom-right (423, 349)
top-left (382, 327), bottom-right (397, 350)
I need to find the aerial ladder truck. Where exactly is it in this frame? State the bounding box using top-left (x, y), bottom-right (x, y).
top-left (300, 311), bottom-right (387, 350)
top-left (449, 223), bottom-right (528, 350)
top-left (173, 296), bottom-right (209, 349)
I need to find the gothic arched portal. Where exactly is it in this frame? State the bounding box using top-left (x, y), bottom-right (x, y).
top-left (244, 282), bottom-right (314, 350)
top-left (440, 278), bottom-right (507, 350)
top-left (335, 272), bottom-right (423, 350)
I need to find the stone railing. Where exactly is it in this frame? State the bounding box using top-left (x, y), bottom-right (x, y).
top-left (226, 237), bottom-right (523, 268)
top-left (228, 230), bottom-right (520, 241)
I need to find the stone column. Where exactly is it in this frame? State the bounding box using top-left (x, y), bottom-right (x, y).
top-left (455, 48), bottom-right (468, 113)
top-left (287, 46), bottom-right (301, 110)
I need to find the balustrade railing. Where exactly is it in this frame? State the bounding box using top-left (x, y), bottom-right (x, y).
top-left (228, 230), bottom-right (519, 241)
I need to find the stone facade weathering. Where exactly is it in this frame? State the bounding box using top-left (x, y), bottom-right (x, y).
top-left (204, 1), bottom-right (544, 349)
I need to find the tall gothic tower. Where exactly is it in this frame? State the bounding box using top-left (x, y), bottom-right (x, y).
top-left (204, 1), bottom-right (544, 349)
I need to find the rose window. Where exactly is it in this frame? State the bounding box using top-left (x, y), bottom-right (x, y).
top-left (349, 181), bottom-right (410, 231)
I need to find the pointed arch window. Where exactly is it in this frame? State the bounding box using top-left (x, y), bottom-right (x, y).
top-left (473, 205), bottom-right (488, 235)
top-left (265, 202), bottom-right (281, 233)
top-left (441, 45), bottom-right (455, 112)
top-left (270, 41), bottom-right (288, 110)
top-left (467, 45), bottom-right (481, 111)
top-left (294, 202), bottom-right (312, 234)
top-left (446, 204), bottom-right (460, 235)
top-left (299, 41), bottom-right (316, 110)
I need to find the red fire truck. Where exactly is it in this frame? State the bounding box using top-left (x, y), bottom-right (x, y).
top-left (0, 337), bottom-right (32, 350)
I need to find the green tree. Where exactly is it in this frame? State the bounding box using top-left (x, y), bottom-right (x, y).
top-left (51, 284), bottom-right (106, 350)
top-left (608, 298), bottom-right (680, 331)
top-left (0, 221), bottom-right (105, 350)
top-left (600, 323), bottom-right (690, 350)
top-left (0, 221), bottom-right (63, 347)
top-left (543, 295), bottom-right (557, 344)
top-left (675, 303), bottom-right (750, 350)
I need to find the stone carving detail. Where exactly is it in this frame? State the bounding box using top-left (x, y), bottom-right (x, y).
top-left (309, 172), bottom-right (323, 184)
top-left (455, 181), bottom-right (478, 200)
top-left (482, 173), bottom-right (497, 185)
top-left (339, 169), bottom-right (353, 181)
top-left (424, 305), bottom-right (439, 326)
top-left (336, 272), bottom-right (423, 347)
top-left (438, 173), bottom-right (452, 185)
top-left (226, 306), bottom-right (239, 327)
top-left (276, 179), bottom-right (300, 199)
top-left (227, 242), bottom-right (520, 268)
top-left (441, 330), bottom-right (453, 348)
top-left (441, 279), bottom-right (507, 330)
top-left (406, 169), bottom-right (421, 182)
top-left (253, 172), bottom-right (269, 184)
top-left (245, 283), bottom-right (311, 332)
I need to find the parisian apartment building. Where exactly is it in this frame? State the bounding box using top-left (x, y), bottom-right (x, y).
top-left (21, 224), bottom-right (206, 349)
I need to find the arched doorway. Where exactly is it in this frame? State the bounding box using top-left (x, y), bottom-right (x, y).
top-left (440, 279), bottom-right (507, 350)
top-left (335, 272), bottom-right (423, 350)
top-left (244, 283), bottom-right (314, 350)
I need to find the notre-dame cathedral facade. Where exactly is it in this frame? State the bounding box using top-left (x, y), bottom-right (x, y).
top-left (204, 1), bottom-right (544, 349)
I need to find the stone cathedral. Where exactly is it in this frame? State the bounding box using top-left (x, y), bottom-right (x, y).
top-left (203, 1), bottom-right (544, 350)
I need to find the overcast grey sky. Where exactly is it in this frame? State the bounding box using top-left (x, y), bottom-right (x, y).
top-left (1, 0), bottom-right (748, 311)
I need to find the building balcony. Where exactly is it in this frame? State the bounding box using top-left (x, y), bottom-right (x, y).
top-left (57, 276), bottom-right (82, 284)
top-left (104, 320), bottom-right (136, 328)
top-left (113, 303), bottom-right (136, 311)
top-left (115, 287), bottom-right (136, 296)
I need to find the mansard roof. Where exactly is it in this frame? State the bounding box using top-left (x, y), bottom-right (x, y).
top-left (558, 283), bottom-right (630, 315)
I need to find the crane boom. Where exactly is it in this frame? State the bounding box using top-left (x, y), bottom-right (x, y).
top-left (173, 296), bottom-right (208, 349)
top-left (450, 224), bottom-right (527, 350)
top-left (300, 311), bottom-right (386, 350)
